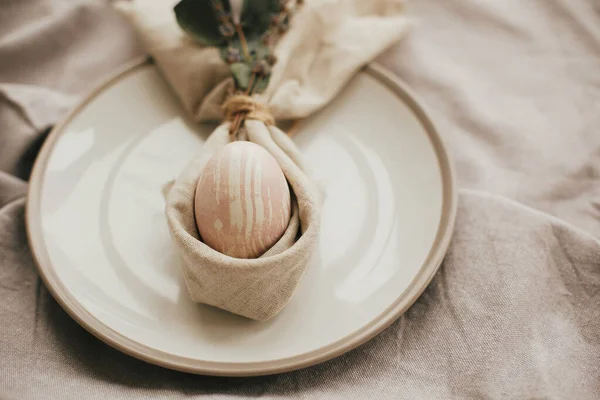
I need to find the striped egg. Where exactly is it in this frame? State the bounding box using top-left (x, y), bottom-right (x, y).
top-left (194, 141), bottom-right (291, 259)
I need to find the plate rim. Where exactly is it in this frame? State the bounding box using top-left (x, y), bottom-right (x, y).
top-left (26, 57), bottom-right (458, 377)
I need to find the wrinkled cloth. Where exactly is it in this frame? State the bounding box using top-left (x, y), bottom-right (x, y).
top-left (116, 0), bottom-right (411, 121)
top-left (1, 0), bottom-right (600, 399)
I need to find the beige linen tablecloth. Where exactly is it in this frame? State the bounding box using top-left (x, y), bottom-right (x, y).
top-left (1, 0), bottom-right (599, 399)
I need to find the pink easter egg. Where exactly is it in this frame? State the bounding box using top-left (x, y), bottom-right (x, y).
top-left (194, 141), bottom-right (291, 259)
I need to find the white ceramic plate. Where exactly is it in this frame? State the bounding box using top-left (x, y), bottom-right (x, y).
top-left (27, 58), bottom-right (456, 376)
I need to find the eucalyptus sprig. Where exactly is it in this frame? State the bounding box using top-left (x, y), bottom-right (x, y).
top-left (174, 0), bottom-right (302, 95)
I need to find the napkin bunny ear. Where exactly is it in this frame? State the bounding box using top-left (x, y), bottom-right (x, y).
top-left (259, 0), bottom-right (412, 119)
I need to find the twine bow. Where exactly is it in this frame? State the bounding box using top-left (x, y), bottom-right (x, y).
top-left (223, 94), bottom-right (275, 139)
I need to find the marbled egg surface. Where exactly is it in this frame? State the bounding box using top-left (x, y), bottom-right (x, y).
top-left (194, 141), bottom-right (291, 259)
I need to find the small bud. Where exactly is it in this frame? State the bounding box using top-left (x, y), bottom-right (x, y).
top-left (278, 19), bottom-right (289, 34)
top-left (267, 53), bottom-right (278, 65)
top-left (251, 60), bottom-right (271, 76)
top-left (225, 47), bottom-right (241, 63)
top-left (261, 32), bottom-right (272, 45)
top-left (270, 14), bottom-right (281, 26)
top-left (261, 60), bottom-right (272, 74)
top-left (219, 23), bottom-right (235, 37)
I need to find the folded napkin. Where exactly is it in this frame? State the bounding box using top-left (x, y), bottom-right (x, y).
top-left (166, 121), bottom-right (320, 320)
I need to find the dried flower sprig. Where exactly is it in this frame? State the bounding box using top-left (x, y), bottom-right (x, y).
top-left (174, 0), bottom-right (302, 95)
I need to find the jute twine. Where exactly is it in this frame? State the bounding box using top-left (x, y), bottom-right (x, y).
top-left (222, 94), bottom-right (275, 139)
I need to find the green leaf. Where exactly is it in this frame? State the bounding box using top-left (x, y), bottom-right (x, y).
top-left (225, 38), bottom-right (272, 93)
top-left (241, 0), bottom-right (281, 36)
top-left (174, 0), bottom-right (227, 46)
top-left (229, 61), bottom-right (270, 94)
top-left (230, 62), bottom-right (252, 90)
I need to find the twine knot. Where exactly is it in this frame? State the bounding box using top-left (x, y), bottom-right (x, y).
top-left (222, 94), bottom-right (274, 137)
